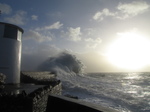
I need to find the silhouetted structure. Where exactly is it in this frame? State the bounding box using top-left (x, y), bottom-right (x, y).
top-left (0, 22), bottom-right (23, 83)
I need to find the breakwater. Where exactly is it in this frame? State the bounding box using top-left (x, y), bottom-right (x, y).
top-left (0, 72), bottom-right (61, 112)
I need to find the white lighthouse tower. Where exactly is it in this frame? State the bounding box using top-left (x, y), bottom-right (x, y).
top-left (0, 22), bottom-right (23, 83)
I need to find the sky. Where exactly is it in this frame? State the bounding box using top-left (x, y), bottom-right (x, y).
top-left (1, 0), bottom-right (150, 72)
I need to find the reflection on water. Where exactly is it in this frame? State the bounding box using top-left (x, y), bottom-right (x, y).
top-left (110, 72), bottom-right (150, 111)
top-left (63, 72), bottom-right (150, 112)
top-left (121, 73), bottom-right (150, 107)
top-left (124, 73), bottom-right (141, 79)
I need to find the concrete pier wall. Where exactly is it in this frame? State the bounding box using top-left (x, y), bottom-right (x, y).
top-left (46, 95), bottom-right (118, 112)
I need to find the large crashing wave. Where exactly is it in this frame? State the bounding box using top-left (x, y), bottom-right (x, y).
top-left (38, 51), bottom-right (90, 101)
top-left (38, 51), bottom-right (85, 77)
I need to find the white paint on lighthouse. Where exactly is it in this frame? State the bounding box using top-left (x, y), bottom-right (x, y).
top-left (0, 22), bottom-right (23, 83)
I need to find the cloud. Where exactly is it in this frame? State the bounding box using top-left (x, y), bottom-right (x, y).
top-left (31, 15), bottom-right (38, 20)
top-left (0, 3), bottom-right (12, 14)
top-left (93, 1), bottom-right (150, 21)
top-left (85, 37), bottom-right (102, 43)
top-left (23, 21), bottom-right (64, 43)
top-left (35, 21), bottom-right (63, 31)
top-left (63, 27), bottom-right (82, 41)
top-left (4, 10), bottom-right (27, 25)
top-left (23, 30), bottom-right (52, 42)
top-left (117, 1), bottom-right (150, 19)
top-left (82, 28), bottom-right (102, 49)
top-left (93, 8), bottom-right (115, 21)
top-left (85, 37), bottom-right (102, 49)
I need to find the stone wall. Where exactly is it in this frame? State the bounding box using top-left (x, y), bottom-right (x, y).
top-left (0, 71), bottom-right (62, 112)
top-left (0, 83), bottom-right (61, 112)
top-left (21, 71), bottom-right (57, 85)
top-left (30, 83), bottom-right (61, 112)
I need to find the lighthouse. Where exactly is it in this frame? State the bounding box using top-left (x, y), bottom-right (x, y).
top-left (0, 22), bottom-right (23, 83)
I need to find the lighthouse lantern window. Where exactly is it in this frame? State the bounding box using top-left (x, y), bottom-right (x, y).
top-left (4, 25), bottom-right (17, 40)
top-left (17, 30), bottom-right (22, 41)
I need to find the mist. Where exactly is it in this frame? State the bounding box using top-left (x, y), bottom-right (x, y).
top-left (21, 45), bottom-right (117, 73)
top-left (21, 44), bottom-right (61, 71)
top-left (21, 43), bottom-right (127, 73)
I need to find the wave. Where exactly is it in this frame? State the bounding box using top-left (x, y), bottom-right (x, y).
top-left (38, 51), bottom-right (85, 77)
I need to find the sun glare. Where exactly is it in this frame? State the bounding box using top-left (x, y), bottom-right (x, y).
top-left (107, 32), bottom-right (150, 70)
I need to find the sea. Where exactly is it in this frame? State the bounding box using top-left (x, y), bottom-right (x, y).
top-left (39, 52), bottom-right (150, 112)
top-left (57, 72), bottom-right (150, 112)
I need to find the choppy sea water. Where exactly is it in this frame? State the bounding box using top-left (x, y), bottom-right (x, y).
top-left (38, 52), bottom-right (150, 112)
top-left (59, 72), bottom-right (150, 112)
